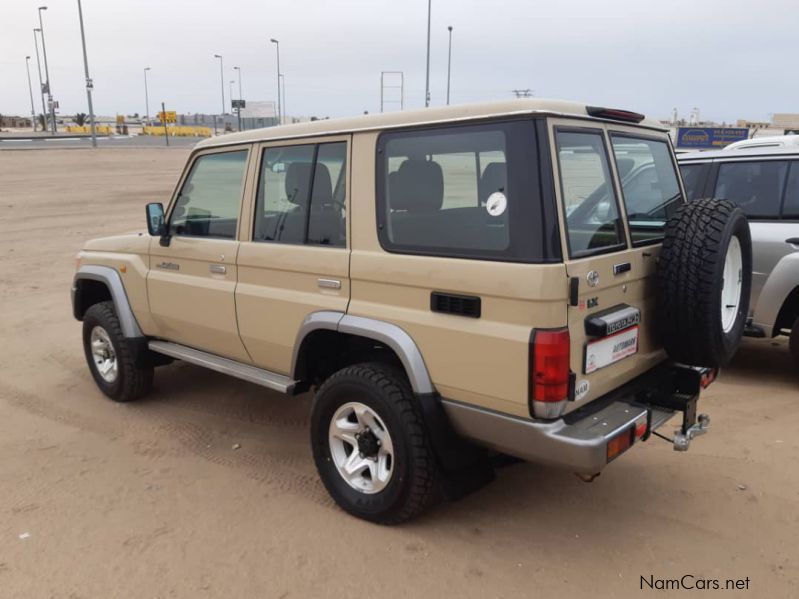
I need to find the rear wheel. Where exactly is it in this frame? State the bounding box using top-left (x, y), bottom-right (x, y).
top-left (310, 363), bottom-right (439, 524)
top-left (82, 301), bottom-right (153, 402)
top-left (657, 199), bottom-right (752, 367)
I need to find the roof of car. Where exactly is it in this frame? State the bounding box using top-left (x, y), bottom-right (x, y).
top-left (677, 146), bottom-right (799, 162)
top-left (195, 98), bottom-right (666, 150)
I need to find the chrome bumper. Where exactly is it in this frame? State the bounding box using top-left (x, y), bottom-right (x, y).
top-left (441, 399), bottom-right (675, 475)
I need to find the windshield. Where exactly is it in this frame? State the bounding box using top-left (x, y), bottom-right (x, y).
top-left (610, 135), bottom-right (682, 243)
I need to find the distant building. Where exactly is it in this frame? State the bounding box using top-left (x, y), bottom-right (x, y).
top-left (0, 115), bottom-right (33, 128)
top-left (772, 113), bottom-right (799, 130)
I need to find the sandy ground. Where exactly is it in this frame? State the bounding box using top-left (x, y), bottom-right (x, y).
top-left (0, 148), bottom-right (797, 599)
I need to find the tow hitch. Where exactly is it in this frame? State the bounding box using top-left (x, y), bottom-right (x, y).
top-left (673, 413), bottom-right (710, 451)
top-left (639, 365), bottom-right (715, 452)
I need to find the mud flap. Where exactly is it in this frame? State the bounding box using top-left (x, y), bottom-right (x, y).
top-left (416, 392), bottom-right (495, 501)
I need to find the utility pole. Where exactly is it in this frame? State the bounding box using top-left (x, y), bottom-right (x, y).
top-left (38, 6), bottom-right (56, 133)
top-left (280, 73), bottom-right (286, 123)
top-left (33, 29), bottom-right (47, 130)
top-left (446, 25), bottom-right (453, 105)
top-left (25, 56), bottom-right (37, 131)
top-left (76, 0), bottom-right (96, 147)
top-left (424, 0), bottom-right (431, 107)
top-left (144, 67), bottom-right (151, 126)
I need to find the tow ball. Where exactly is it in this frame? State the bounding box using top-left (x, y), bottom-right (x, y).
top-left (673, 413), bottom-right (710, 452)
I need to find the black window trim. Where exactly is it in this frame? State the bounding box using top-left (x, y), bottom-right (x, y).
top-left (374, 116), bottom-right (562, 264)
top-left (251, 139), bottom-right (347, 247)
top-left (710, 157), bottom-right (793, 222)
top-left (608, 130), bottom-right (685, 248)
top-left (167, 146), bottom-right (251, 241)
top-left (554, 125), bottom-right (628, 259)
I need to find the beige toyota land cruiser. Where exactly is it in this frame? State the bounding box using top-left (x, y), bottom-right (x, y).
top-left (72, 99), bottom-right (752, 523)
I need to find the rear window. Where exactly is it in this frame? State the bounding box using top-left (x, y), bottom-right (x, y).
top-left (713, 160), bottom-right (788, 219)
top-left (610, 135), bottom-right (682, 244)
top-left (555, 129), bottom-right (625, 257)
top-left (376, 120), bottom-right (559, 262)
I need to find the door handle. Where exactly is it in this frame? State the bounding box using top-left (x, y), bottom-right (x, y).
top-left (209, 264), bottom-right (227, 274)
top-left (317, 278), bottom-right (341, 290)
top-left (786, 237), bottom-right (799, 246)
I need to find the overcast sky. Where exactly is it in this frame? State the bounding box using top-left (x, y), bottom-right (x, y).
top-left (1, 0), bottom-right (796, 123)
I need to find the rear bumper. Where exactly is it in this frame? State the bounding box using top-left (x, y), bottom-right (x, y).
top-left (441, 362), bottom-right (709, 474)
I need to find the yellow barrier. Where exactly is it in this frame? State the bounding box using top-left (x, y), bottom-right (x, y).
top-left (142, 126), bottom-right (212, 138)
top-left (65, 125), bottom-right (114, 134)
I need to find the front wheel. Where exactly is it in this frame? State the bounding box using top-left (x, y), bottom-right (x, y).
top-left (310, 363), bottom-right (439, 524)
top-left (790, 316), bottom-right (799, 370)
top-left (82, 301), bottom-right (153, 402)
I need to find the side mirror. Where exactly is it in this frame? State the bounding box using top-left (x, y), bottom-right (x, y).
top-left (146, 202), bottom-right (166, 236)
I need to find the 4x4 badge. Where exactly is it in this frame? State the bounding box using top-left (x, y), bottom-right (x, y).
top-left (586, 270), bottom-right (600, 287)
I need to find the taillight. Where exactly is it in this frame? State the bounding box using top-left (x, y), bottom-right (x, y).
top-left (529, 328), bottom-right (571, 419)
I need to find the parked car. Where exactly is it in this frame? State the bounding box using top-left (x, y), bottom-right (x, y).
top-left (678, 147), bottom-right (799, 366)
top-left (724, 134), bottom-right (799, 152)
top-left (72, 99), bottom-right (750, 523)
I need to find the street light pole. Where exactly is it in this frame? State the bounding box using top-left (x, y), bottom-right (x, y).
top-left (229, 80), bottom-right (235, 108)
top-left (33, 29), bottom-right (47, 129)
top-left (424, 0), bottom-right (431, 107)
top-left (144, 67), bottom-right (151, 127)
top-left (38, 6), bottom-right (56, 133)
top-left (270, 39), bottom-right (281, 124)
top-left (25, 56), bottom-right (37, 131)
top-left (76, 0), bottom-right (97, 148)
top-left (446, 26), bottom-right (453, 106)
top-left (214, 54), bottom-right (225, 133)
top-left (279, 73), bottom-right (286, 123)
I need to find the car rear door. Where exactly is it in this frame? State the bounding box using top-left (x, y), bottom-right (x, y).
top-left (549, 119), bottom-right (681, 412)
top-left (234, 136), bottom-right (351, 375)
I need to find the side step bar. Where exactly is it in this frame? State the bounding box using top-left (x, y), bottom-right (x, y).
top-left (148, 340), bottom-right (298, 394)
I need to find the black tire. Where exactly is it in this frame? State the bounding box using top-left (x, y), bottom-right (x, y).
top-left (657, 198), bottom-right (752, 367)
top-left (310, 363), bottom-right (438, 524)
top-left (790, 316), bottom-right (799, 370)
top-left (82, 301), bottom-right (153, 402)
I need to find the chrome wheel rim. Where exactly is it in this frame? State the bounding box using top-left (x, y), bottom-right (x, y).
top-left (721, 236), bottom-right (743, 333)
top-left (328, 402), bottom-right (394, 494)
top-left (90, 326), bottom-right (118, 383)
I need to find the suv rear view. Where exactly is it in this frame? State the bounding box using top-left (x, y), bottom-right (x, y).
top-left (72, 100), bottom-right (751, 523)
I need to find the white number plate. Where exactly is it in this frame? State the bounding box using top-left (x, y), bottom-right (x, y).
top-left (584, 326), bottom-right (639, 374)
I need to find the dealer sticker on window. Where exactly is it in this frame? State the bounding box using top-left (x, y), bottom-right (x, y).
top-left (584, 326), bottom-right (639, 374)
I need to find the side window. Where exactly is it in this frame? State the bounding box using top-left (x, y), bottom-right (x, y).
top-left (381, 127), bottom-right (510, 254)
top-left (678, 163), bottom-right (706, 200)
top-left (169, 150), bottom-right (248, 239)
top-left (376, 120), bottom-right (554, 263)
top-left (253, 142), bottom-right (347, 246)
top-left (556, 130), bottom-right (625, 256)
top-left (714, 160), bottom-right (788, 219)
top-left (780, 162), bottom-right (799, 218)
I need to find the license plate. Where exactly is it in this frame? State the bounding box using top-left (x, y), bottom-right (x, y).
top-left (584, 325), bottom-right (639, 374)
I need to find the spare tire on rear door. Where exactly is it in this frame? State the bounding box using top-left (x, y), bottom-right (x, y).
top-left (657, 198), bottom-right (752, 367)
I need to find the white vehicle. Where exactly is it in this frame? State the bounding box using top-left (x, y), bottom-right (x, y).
top-left (725, 135), bottom-right (799, 152)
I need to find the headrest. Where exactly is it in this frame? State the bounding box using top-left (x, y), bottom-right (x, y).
top-left (615, 157), bottom-right (635, 179)
top-left (389, 159), bottom-right (443, 212)
top-left (479, 162), bottom-right (507, 204)
top-left (285, 162), bottom-right (333, 206)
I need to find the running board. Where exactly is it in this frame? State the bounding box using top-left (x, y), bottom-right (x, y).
top-left (148, 340), bottom-right (297, 394)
